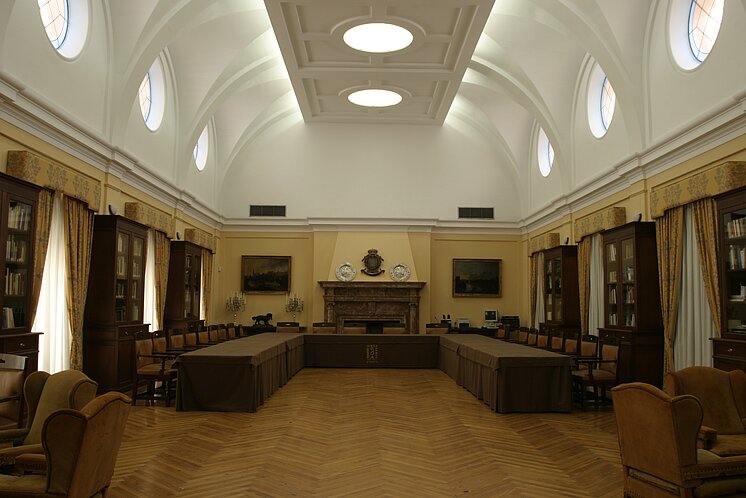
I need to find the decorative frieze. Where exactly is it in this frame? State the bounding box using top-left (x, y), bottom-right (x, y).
top-left (184, 227), bottom-right (215, 252)
top-left (574, 207), bottom-right (626, 240)
top-left (529, 232), bottom-right (560, 255)
top-left (124, 202), bottom-right (174, 238)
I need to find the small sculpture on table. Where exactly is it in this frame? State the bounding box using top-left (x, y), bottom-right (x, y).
top-left (251, 313), bottom-right (273, 327)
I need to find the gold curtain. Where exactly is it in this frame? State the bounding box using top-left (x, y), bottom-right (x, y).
top-left (63, 196), bottom-right (94, 370)
top-left (691, 198), bottom-right (722, 335)
top-left (656, 206), bottom-right (684, 378)
top-left (28, 189), bottom-right (53, 328)
top-left (530, 254), bottom-right (538, 328)
top-left (577, 236), bottom-right (592, 335)
top-left (201, 248), bottom-right (213, 326)
top-left (153, 230), bottom-right (170, 331)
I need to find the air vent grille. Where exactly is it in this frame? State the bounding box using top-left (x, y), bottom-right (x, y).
top-left (458, 207), bottom-right (494, 219)
top-left (249, 205), bottom-right (286, 217)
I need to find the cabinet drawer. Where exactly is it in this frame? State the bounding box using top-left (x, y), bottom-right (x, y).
top-left (599, 329), bottom-right (630, 344)
top-left (713, 340), bottom-right (746, 358)
top-left (0, 334), bottom-right (39, 353)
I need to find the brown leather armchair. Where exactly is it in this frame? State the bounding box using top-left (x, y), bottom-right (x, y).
top-left (0, 370), bottom-right (98, 468)
top-left (0, 391), bottom-right (131, 497)
top-left (613, 382), bottom-right (746, 497)
top-left (666, 366), bottom-right (746, 457)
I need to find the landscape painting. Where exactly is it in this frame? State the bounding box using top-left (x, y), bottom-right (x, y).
top-left (241, 256), bottom-right (291, 293)
top-left (453, 259), bottom-right (501, 297)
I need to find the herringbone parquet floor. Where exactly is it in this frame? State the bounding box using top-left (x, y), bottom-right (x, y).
top-left (109, 368), bottom-right (622, 498)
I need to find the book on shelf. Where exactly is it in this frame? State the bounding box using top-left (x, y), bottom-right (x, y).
top-left (2, 307), bottom-right (14, 328)
top-left (727, 216), bottom-right (746, 239)
top-left (607, 243), bottom-right (617, 262)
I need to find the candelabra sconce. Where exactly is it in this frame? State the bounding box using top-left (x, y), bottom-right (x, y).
top-left (226, 292), bottom-right (246, 324)
top-left (285, 293), bottom-right (304, 322)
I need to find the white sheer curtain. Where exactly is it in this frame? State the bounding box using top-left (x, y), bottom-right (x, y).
top-left (674, 205), bottom-right (716, 369)
top-left (588, 233), bottom-right (604, 336)
top-left (31, 193), bottom-right (70, 373)
top-left (142, 229), bottom-right (157, 331)
top-left (534, 252), bottom-right (545, 328)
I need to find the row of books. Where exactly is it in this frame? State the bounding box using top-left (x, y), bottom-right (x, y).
top-left (726, 216), bottom-right (746, 239)
top-left (1, 307), bottom-right (14, 328)
top-left (607, 312), bottom-right (636, 326)
top-left (728, 245), bottom-right (746, 270)
top-left (7, 203), bottom-right (31, 232)
top-left (4, 268), bottom-right (26, 296)
top-left (5, 236), bottom-right (27, 264)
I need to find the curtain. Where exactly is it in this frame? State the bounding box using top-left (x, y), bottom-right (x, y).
top-left (691, 198), bottom-right (722, 336)
top-left (588, 234), bottom-right (604, 337)
top-left (32, 193), bottom-right (70, 373)
top-left (530, 253), bottom-right (538, 328)
top-left (674, 205), bottom-right (716, 368)
top-left (28, 189), bottom-right (53, 328)
top-left (534, 252), bottom-right (545, 329)
top-left (154, 230), bottom-right (170, 330)
top-left (656, 206), bottom-right (684, 378)
top-left (200, 248), bottom-right (213, 325)
top-left (577, 236), bottom-right (592, 334)
top-left (143, 230), bottom-right (157, 331)
top-left (63, 196), bottom-right (94, 370)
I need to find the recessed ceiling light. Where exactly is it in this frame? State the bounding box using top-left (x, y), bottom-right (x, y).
top-left (343, 23), bottom-right (413, 53)
top-left (348, 89), bottom-right (403, 108)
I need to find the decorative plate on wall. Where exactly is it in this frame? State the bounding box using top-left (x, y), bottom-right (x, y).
top-left (390, 263), bottom-right (411, 282)
top-left (335, 262), bottom-right (356, 282)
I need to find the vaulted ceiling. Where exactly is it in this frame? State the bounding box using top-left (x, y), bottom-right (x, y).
top-left (1, 1), bottom-right (745, 230)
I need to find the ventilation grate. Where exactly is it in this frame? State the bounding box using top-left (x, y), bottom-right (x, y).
top-left (458, 207), bottom-right (494, 219)
top-left (249, 205), bottom-right (286, 217)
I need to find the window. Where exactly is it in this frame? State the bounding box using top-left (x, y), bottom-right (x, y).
top-left (38, 0), bottom-right (88, 58)
top-left (587, 64), bottom-right (613, 138)
top-left (139, 58), bottom-right (166, 131)
top-left (688, 0), bottom-right (724, 62)
top-left (537, 127), bottom-right (554, 177)
top-left (670, 0), bottom-right (724, 70)
top-left (194, 126), bottom-right (208, 171)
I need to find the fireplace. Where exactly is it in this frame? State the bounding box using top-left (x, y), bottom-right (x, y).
top-left (319, 281), bottom-right (426, 334)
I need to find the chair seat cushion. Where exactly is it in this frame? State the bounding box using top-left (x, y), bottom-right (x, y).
top-left (709, 434), bottom-right (746, 457)
top-left (694, 475), bottom-right (746, 498)
top-left (0, 473), bottom-right (46, 496)
top-left (137, 364), bottom-right (177, 377)
top-left (571, 369), bottom-right (615, 382)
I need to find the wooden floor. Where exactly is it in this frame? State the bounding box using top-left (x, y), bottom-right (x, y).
top-left (109, 368), bottom-right (623, 497)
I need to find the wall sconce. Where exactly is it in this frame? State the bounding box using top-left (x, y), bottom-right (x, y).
top-left (225, 292), bottom-right (246, 324)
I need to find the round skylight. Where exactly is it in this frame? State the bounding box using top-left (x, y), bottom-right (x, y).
top-left (348, 89), bottom-right (402, 108)
top-left (688, 0), bottom-right (724, 62)
top-left (343, 23), bottom-right (413, 53)
top-left (38, 0), bottom-right (88, 58)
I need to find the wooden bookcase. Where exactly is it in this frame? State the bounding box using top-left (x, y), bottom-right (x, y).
top-left (713, 188), bottom-right (746, 371)
top-left (0, 172), bottom-right (42, 371)
top-left (83, 215), bottom-right (149, 391)
top-left (163, 241), bottom-right (203, 333)
top-left (598, 221), bottom-right (663, 386)
top-left (542, 245), bottom-right (580, 335)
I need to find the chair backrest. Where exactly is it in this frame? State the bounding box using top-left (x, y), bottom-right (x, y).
top-left (536, 329), bottom-right (549, 348)
top-left (152, 330), bottom-right (168, 354)
top-left (549, 330), bottom-right (564, 351)
top-left (312, 322), bottom-right (336, 334)
top-left (425, 324), bottom-right (449, 335)
top-left (598, 339), bottom-right (619, 376)
top-left (526, 328), bottom-right (538, 346)
top-left (23, 370), bottom-right (98, 446)
top-left (44, 391), bottom-right (131, 497)
top-left (226, 324), bottom-right (237, 339)
top-left (517, 327), bottom-right (529, 344)
top-left (217, 324), bottom-right (228, 341)
top-left (167, 328), bottom-right (186, 350)
top-left (184, 330), bottom-right (198, 347)
top-left (276, 322), bottom-right (300, 333)
top-left (342, 326), bottom-right (366, 335)
top-left (135, 332), bottom-right (156, 368)
top-left (563, 331), bottom-right (579, 355)
top-left (0, 354), bottom-right (26, 428)
top-left (579, 334), bottom-right (598, 357)
top-left (208, 327), bottom-right (219, 343)
top-left (382, 325), bottom-right (406, 335)
top-left (665, 366), bottom-right (746, 435)
top-left (198, 330), bottom-right (211, 345)
top-left (495, 324), bottom-right (506, 340)
top-left (612, 382), bottom-right (701, 487)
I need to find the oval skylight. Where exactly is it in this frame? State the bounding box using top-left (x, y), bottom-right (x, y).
top-left (343, 23), bottom-right (413, 53)
top-left (348, 89), bottom-right (402, 107)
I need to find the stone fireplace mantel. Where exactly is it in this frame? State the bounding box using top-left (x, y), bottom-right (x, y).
top-left (319, 281), bottom-right (426, 334)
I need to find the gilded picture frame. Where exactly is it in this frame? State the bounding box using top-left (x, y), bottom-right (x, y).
top-left (241, 256), bottom-right (291, 294)
top-left (452, 258), bottom-right (501, 297)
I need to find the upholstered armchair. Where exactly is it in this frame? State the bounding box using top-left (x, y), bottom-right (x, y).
top-left (0, 354), bottom-right (27, 430)
top-left (613, 382), bottom-right (746, 497)
top-left (0, 370), bottom-right (98, 469)
top-left (0, 391), bottom-right (131, 497)
top-left (666, 366), bottom-right (746, 457)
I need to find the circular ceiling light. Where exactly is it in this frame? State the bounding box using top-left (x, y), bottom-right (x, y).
top-left (348, 89), bottom-right (403, 108)
top-left (343, 23), bottom-right (413, 53)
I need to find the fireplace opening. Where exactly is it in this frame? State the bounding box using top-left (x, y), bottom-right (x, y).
top-left (343, 319), bottom-right (404, 334)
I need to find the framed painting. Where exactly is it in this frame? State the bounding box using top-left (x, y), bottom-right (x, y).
top-left (241, 256), bottom-right (291, 293)
top-left (453, 259), bottom-right (501, 297)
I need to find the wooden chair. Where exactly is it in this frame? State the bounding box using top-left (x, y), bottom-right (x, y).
top-left (197, 327), bottom-right (215, 346)
top-left (535, 328), bottom-right (549, 349)
top-left (276, 322), bottom-right (301, 333)
top-left (217, 324), bottom-right (228, 342)
top-left (516, 327), bottom-right (529, 344)
top-left (0, 392), bottom-right (131, 497)
top-left (382, 324), bottom-right (407, 335)
top-left (526, 328), bottom-right (539, 347)
top-left (0, 354), bottom-right (27, 430)
top-left (425, 323), bottom-right (449, 335)
top-left (226, 324), bottom-right (238, 340)
top-left (504, 325), bottom-right (519, 342)
top-left (132, 332), bottom-right (178, 407)
top-left (613, 382), bottom-right (746, 498)
top-left (548, 329), bottom-right (565, 353)
top-left (342, 325), bottom-right (366, 334)
top-left (572, 336), bottom-right (619, 409)
top-left (184, 329), bottom-right (200, 349)
top-left (560, 330), bottom-right (580, 356)
top-left (312, 322), bottom-right (336, 334)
